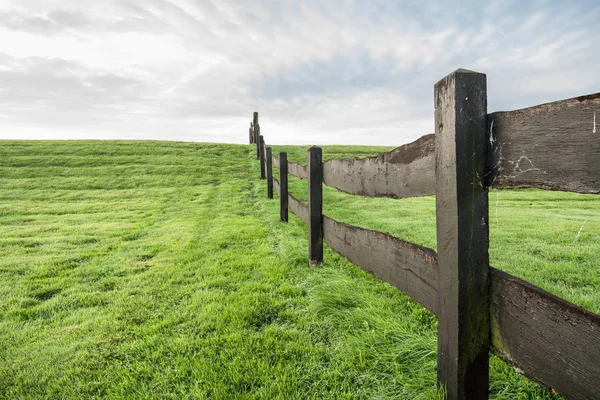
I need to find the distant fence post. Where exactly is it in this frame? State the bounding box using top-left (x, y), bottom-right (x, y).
top-left (259, 136), bottom-right (266, 179)
top-left (266, 147), bottom-right (273, 199)
top-left (249, 122), bottom-right (254, 144)
top-left (255, 124), bottom-right (261, 159)
top-left (280, 152), bottom-right (288, 222)
top-left (253, 112), bottom-right (259, 151)
top-left (435, 69), bottom-right (489, 399)
top-left (308, 146), bottom-right (323, 267)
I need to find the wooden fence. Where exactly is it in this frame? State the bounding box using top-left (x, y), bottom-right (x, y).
top-left (247, 69), bottom-right (600, 400)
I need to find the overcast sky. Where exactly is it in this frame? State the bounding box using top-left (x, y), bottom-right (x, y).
top-left (1, 0), bottom-right (598, 146)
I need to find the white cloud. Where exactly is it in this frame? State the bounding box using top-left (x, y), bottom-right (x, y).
top-left (0, 0), bottom-right (599, 145)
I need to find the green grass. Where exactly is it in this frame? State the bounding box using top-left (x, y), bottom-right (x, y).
top-left (272, 145), bottom-right (600, 315)
top-left (1, 141), bottom-right (596, 398)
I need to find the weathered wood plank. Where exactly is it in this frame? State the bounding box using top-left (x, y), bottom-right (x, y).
top-left (266, 147), bottom-right (273, 199)
top-left (435, 69), bottom-right (490, 399)
top-left (279, 152), bottom-right (288, 223)
top-left (288, 192), bottom-right (309, 223)
top-left (323, 216), bottom-right (438, 313)
top-left (272, 155), bottom-right (279, 169)
top-left (488, 93), bottom-right (600, 193)
top-left (288, 161), bottom-right (308, 179)
top-left (308, 146), bottom-right (323, 267)
top-left (490, 268), bottom-right (600, 400)
top-left (273, 177), bottom-right (280, 196)
top-left (323, 134), bottom-right (436, 198)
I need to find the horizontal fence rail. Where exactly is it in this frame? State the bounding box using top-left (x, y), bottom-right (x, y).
top-left (248, 68), bottom-right (600, 399)
top-left (489, 269), bottom-right (600, 399)
top-left (288, 192), bottom-right (309, 224)
top-left (488, 93), bottom-right (600, 194)
top-left (323, 133), bottom-right (436, 198)
top-left (323, 215), bottom-right (438, 313)
top-left (274, 93), bottom-right (600, 199)
top-left (273, 176), bottom-right (280, 196)
top-left (288, 161), bottom-right (308, 179)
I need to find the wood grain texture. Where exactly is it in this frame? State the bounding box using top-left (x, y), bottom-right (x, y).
top-left (272, 155), bottom-right (279, 169)
top-left (323, 216), bottom-right (438, 313)
top-left (288, 161), bottom-right (308, 179)
top-left (435, 69), bottom-right (490, 399)
top-left (323, 134), bottom-right (436, 198)
top-left (488, 93), bottom-right (600, 193)
top-left (287, 192), bottom-right (309, 224)
top-left (273, 177), bottom-right (280, 196)
top-left (490, 268), bottom-right (600, 400)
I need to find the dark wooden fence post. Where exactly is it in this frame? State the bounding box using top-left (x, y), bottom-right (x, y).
top-left (253, 112), bottom-right (259, 152)
top-left (435, 69), bottom-right (490, 399)
top-left (259, 135), bottom-right (266, 179)
top-left (266, 147), bottom-right (273, 199)
top-left (308, 146), bottom-right (323, 267)
top-left (280, 152), bottom-right (288, 222)
top-left (255, 124), bottom-right (261, 159)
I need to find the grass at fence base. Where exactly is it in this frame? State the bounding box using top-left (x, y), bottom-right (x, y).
top-left (0, 141), bottom-right (583, 398)
top-left (273, 144), bottom-right (600, 315)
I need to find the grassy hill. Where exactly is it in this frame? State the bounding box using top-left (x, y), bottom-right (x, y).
top-left (1, 141), bottom-right (597, 398)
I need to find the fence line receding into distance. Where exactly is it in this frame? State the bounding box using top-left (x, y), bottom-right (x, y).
top-left (247, 68), bottom-right (600, 400)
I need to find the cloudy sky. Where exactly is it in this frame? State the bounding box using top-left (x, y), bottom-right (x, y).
top-left (1, 0), bottom-right (598, 146)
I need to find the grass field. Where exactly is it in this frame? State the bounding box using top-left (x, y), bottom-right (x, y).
top-left (1, 141), bottom-right (597, 399)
